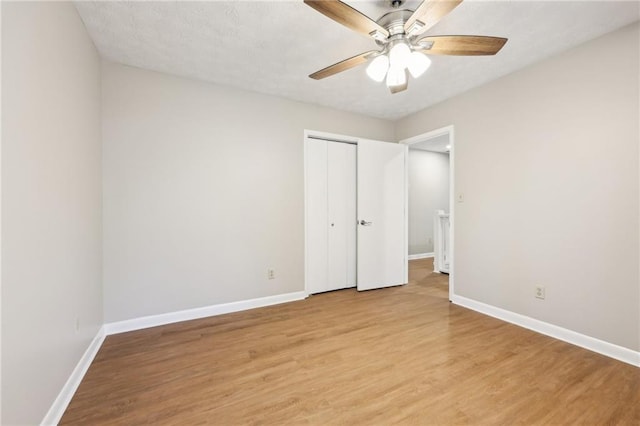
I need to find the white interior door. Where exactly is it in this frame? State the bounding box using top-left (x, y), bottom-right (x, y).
top-left (357, 139), bottom-right (408, 291)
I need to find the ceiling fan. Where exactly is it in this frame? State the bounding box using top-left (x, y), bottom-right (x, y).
top-left (304, 0), bottom-right (507, 94)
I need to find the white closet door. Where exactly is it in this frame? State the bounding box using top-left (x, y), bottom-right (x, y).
top-left (306, 136), bottom-right (406, 295)
top-left (345, 147), bottom-right (357, 287)
top-left (305, 140), bottom-right (328, 294)
top-left (327, 142), bottom-right (356, 290)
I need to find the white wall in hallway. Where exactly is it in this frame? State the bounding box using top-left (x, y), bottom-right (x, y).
top-left (408, 150), bottom-right (450, 255)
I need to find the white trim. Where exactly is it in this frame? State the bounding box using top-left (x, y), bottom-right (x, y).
top-left (0, 4), bottom-right (3, 422)
top-left (304, 129), bottom-right (358, 145)
top-left (403, 145), bottom-right (409, 283)
top-left (400, 126), bottom-right (454, 146)
top-left (41, 326), bottom-right (106, 425)
top-left (408, 252), bottom-right (434, 260)
top-left (451, 295), bottom-right (640, 367)
top-left (448, 127), bottom-right (455, 300)
top-left (42, 291), bottom-right (308, 423)
top-left (400, 125), bottom-right (455, 300)
top-left (304, 130), bottom-right (310, 296)
top-left (104, 291), bottom-right (307, 335)
top-left (303, 130), bottom-right (310, 297)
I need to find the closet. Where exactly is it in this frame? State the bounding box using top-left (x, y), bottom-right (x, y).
top-left (305, 133), bottom-right (408, 295)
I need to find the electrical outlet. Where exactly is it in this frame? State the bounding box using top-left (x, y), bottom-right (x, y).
top-left (267, 268), bottom-right (275, 280)
top-left (535, 286), bottom-right (545, 300)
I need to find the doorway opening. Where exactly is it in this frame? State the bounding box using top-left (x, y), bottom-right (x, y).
top-left (400, 126), bottom-right (455, 301)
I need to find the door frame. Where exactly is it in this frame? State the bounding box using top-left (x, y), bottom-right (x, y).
top-left (399, 125), bottom-right (455, 301)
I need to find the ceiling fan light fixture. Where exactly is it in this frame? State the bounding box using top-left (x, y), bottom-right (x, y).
top-left (389, 41), bottom-right (411, 69)
top-left (386, 65), bottom-right (406, 88)
top-left (366, 55), bottom-right (390, 82)
top-left (407, 51), bottom-right (431, 78)
top-left (304, 0), bottom-right (508, 95)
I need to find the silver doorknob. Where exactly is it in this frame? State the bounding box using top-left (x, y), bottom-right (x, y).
top-left (359, 220), bottom-right (372, 226)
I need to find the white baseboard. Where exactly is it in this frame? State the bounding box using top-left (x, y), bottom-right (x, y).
top-left (41, 325), bottom-right (106, 426)
top-left (451, 295), bottom-right (640, 367)
top-left (408, 252), bottom-right (434, 260)
top-left (42, 291), bottom-right (308, 424)
top-left (104, 291), bottom-right (307, 335)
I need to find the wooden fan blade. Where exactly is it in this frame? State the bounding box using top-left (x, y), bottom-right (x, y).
top-left (309, 51), bottom-right (377, 80)
top-left (404, 0), bottom-right (463, 35)
top-left (417, 35), bottom-right (507, 56)
top-left (304, 0), bottom-right (389, 40)
top-left (389, 71), bottom-right (409, 94)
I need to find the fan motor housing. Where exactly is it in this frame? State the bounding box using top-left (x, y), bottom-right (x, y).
top-left (377, 10), bottom-right (414, 37)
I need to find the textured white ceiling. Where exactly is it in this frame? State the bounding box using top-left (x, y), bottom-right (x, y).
top-left (410, 133), bottom-right (451, 153)
top-left (74, 1), bottom-right (639, 120)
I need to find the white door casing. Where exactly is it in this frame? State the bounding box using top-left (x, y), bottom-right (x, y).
top-left (399, 125), bottom-right (455, 300)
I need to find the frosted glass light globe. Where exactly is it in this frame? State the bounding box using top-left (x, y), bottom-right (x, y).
top-left (407, 51), bottom-right (431, 78)
top-left (389, 42), bottom-right (411, 69)
top-left (386, 65), bottom-right (406, 88)
top-left (366, 55), bottom-right (389, 82)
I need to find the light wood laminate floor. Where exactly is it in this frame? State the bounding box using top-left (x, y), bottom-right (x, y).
top-left (62, 259), bottom-right (639, 425)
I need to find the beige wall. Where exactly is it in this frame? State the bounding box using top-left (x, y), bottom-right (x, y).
top-left (396, 23), bottom-right (640, 351)
top-left (102, 61), bottom-right (394, 323)
top-left (408, 150), bottom-right (450, 255)
top-left (1, 2), bottom-right (103, 424)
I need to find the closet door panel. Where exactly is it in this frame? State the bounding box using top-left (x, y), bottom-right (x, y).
top-left (345, 145), bottom-right (357, 287)
top-left (327, 142), bottom-right (350, 291)
top-left (305, 139), bottom-right (328, 294)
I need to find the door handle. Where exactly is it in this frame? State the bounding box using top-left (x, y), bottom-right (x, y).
top-left (359, 220), bottom-right (373, 226)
